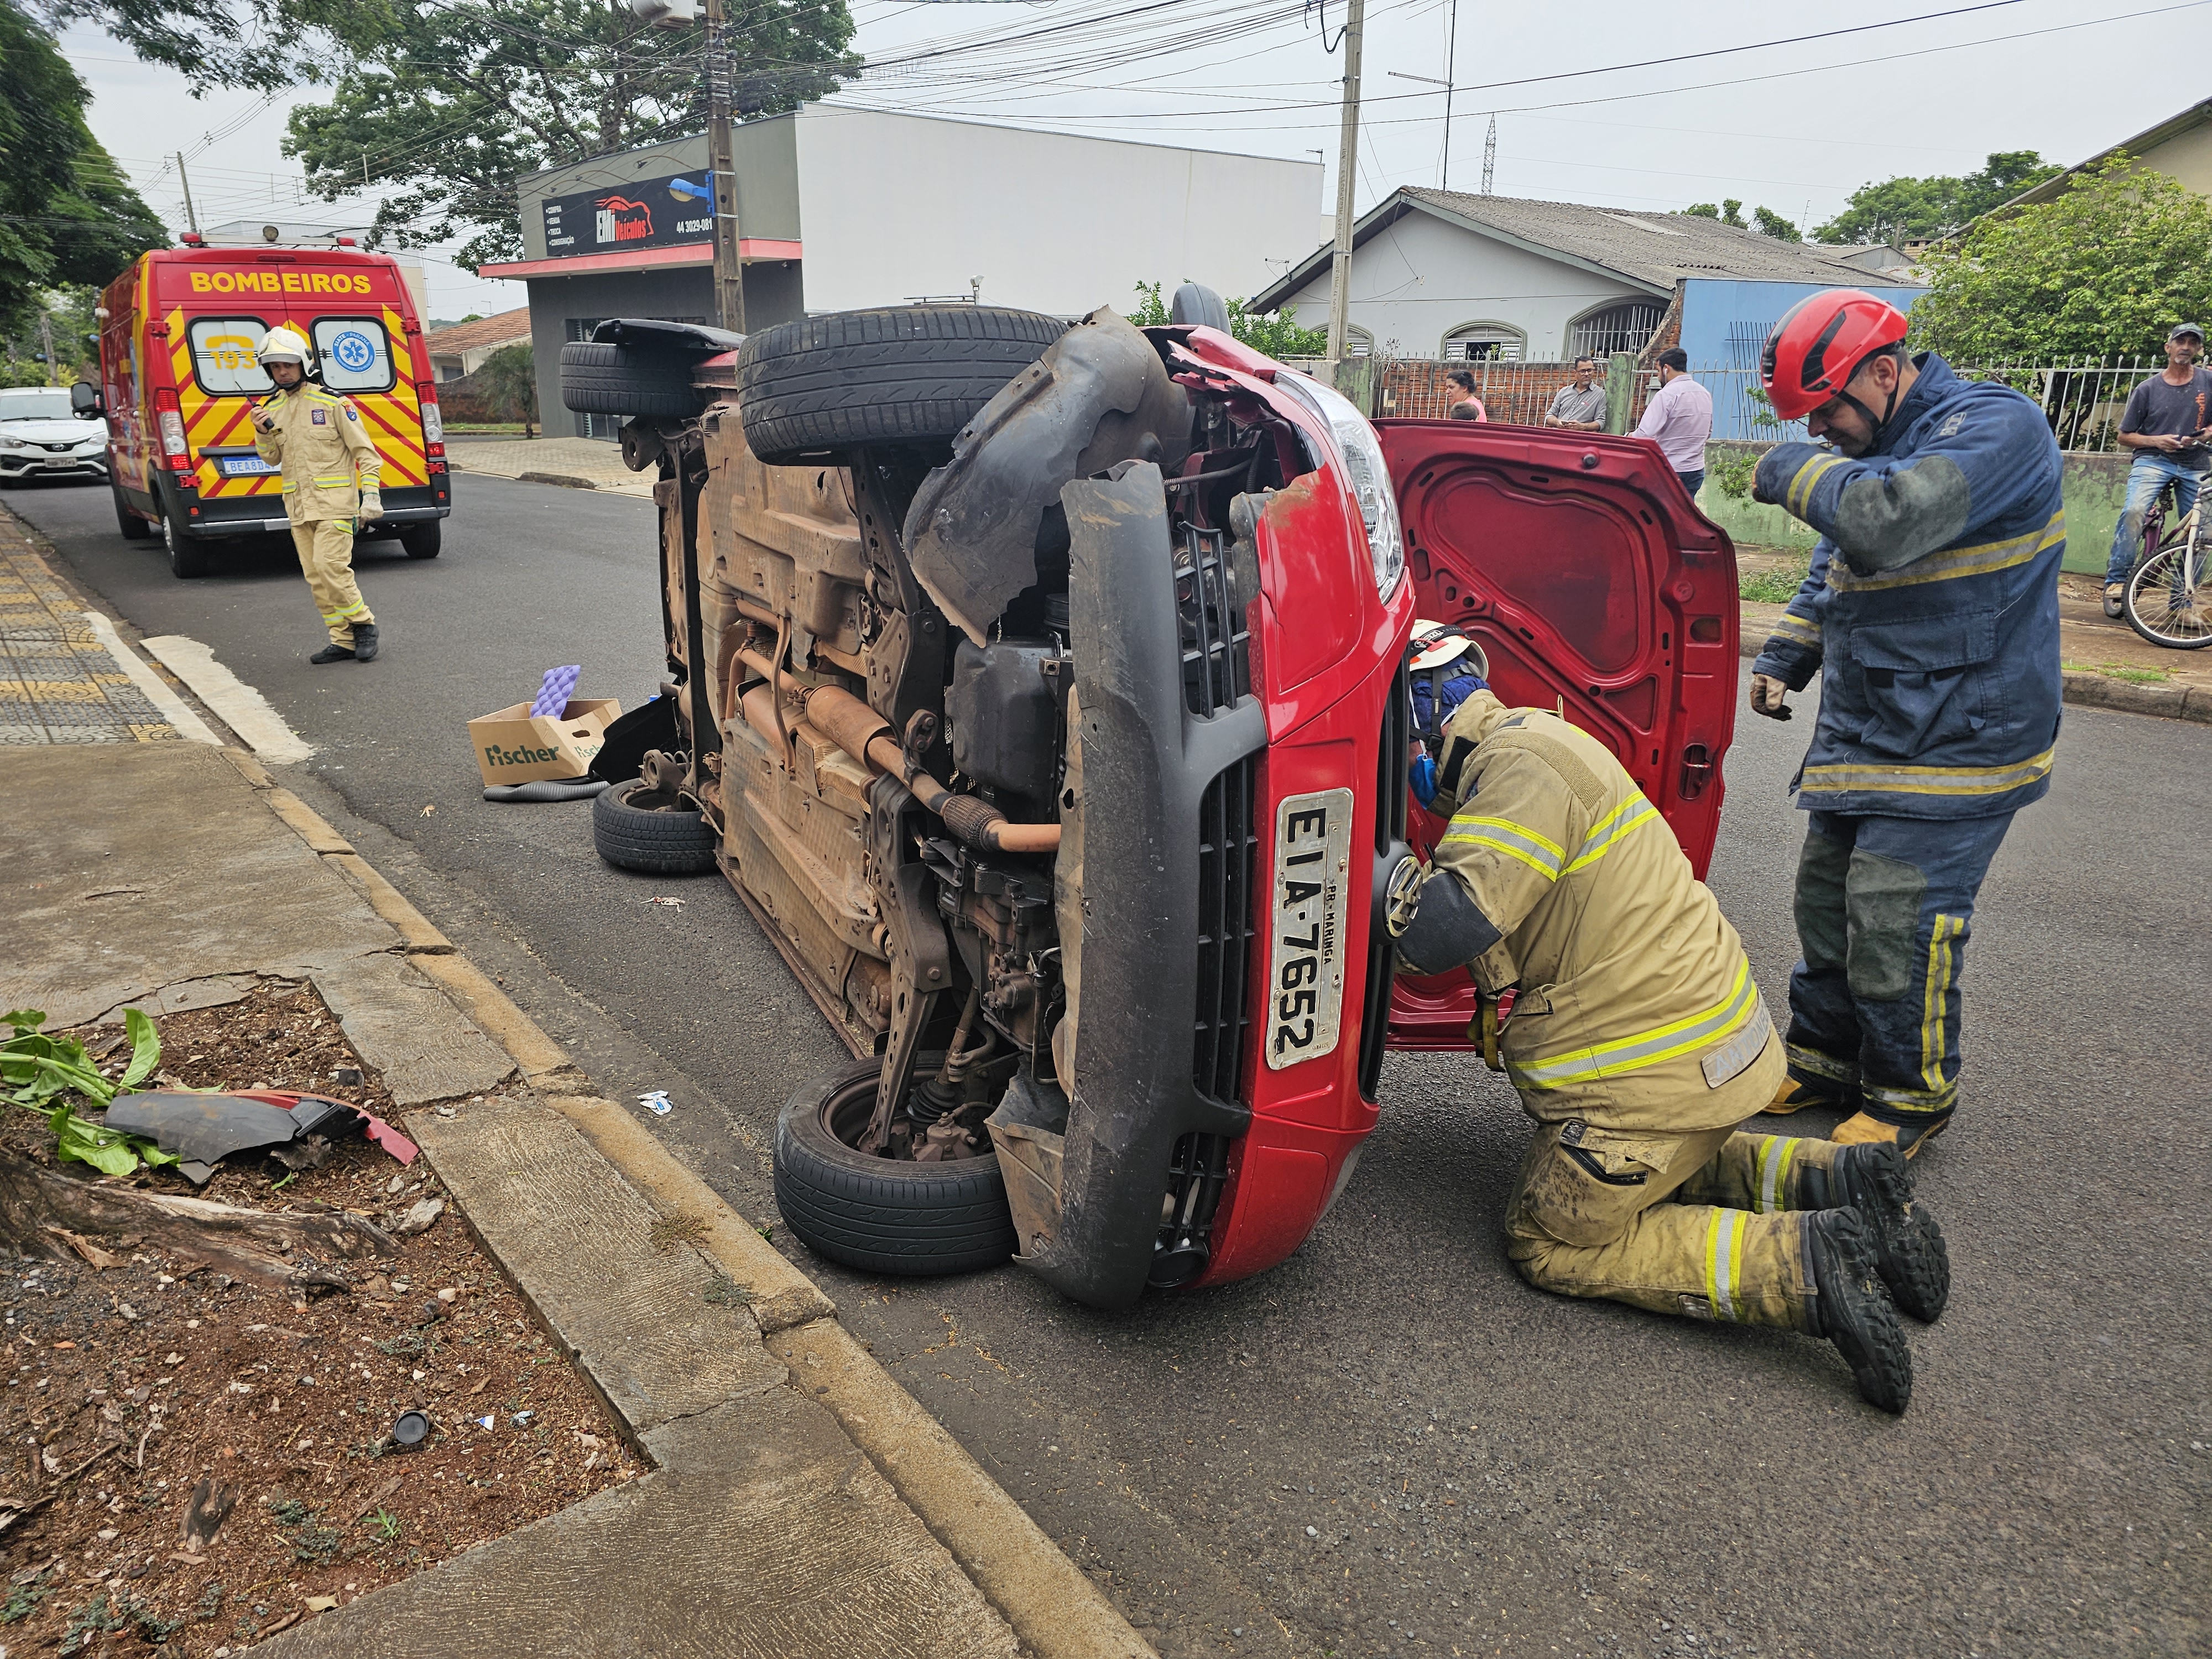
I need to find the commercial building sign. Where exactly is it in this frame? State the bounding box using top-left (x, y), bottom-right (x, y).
top-left (541, 172), bottom-right (717, 258)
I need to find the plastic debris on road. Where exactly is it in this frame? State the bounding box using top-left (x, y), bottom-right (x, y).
top-left (647, 895), bottom-right (685, 908)
top-left (638, 1091), bottom-right (673, 1116)
top-left (529, 664), bottom-right (583, 717)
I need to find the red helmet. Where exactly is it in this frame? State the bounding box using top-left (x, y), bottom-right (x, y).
top-left (1760, 289), bottom-right (1910, 420)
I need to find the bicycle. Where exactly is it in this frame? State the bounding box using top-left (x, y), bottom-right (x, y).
top-left (2124, 481), bottom-right (2212, 650)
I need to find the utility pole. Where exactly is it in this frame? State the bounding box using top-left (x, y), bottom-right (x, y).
top-left (1481, 114), bottom-right (1496, 196)
top-left (38, 310), bottom-right (56, 387)
top-left (176, 153), bottom-right (200, 235)
top-left (704, 0), bottom-right (746, 333)
top-left (1325, 0), bottom-right (1365, 366)
top-left (1443, 0), bottom-right (1457, 193)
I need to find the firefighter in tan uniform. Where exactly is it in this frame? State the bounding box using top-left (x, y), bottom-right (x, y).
top-left (250, 327), bottom-right (382, 664)
top-left (1386, 690), bottom-right (1950, 1412)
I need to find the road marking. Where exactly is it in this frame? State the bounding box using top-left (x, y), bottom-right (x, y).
top-left (137, 634), bottom-right (314, 764)
top-left (78, 612), bottom-right (222, 746)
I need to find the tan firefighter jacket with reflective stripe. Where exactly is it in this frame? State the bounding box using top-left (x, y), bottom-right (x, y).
top-left (253, 382), bottom-right (381, 524)
top-left (1425, 692), bottom-right (1782, 1134)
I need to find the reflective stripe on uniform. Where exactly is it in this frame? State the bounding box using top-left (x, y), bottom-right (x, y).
top-left (1507, 958), bottom-right (1760, 1091)
top-left (1769, 611), bottom-right (1819, 641)
top-left (1920, 912), bottom-right (1963, 1097)
top-left (1786, 1040), bottom-right (1858, 1085)
top-left (312, 474), bottom-right (354, 487)
top-left (1564, 795), bottom-right (1660, 874)
top-left (1826, 509), bottom-right (2065, 593)
top-left (1755, 1135), bottom-right (1799, 1215)
top-left (1786, 453), bottom-right (1847, 517)
top-left (1799, 747), bottom-right (2054, 799)
top-left (1704, 1209), bottom-right (1751, 1321)
top-left (1439, 815), bottom-right (1564, 881)
top-left (1863, 1078), bottom-right (1955, 1115)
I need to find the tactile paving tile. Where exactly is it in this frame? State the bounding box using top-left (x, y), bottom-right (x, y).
top-left (0, 530), bottom-right (179, 744)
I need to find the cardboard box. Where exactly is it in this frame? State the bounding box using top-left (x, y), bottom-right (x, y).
top-left (468, 697), bottom-right (620, 786)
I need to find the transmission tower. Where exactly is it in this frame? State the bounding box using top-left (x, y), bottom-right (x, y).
top-left (1481, 114), bottom-right (1496, 195)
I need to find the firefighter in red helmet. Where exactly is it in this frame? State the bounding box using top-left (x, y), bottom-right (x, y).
top-left (1746, 289), bottom-right (2063, 1158)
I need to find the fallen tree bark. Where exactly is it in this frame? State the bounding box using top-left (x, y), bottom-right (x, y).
top-left (0, 1158), bottom-right (399, 1290)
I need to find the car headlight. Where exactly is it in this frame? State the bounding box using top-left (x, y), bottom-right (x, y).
top-left (0, 437), bottom-right (27, 451)
top-left (1275, 371), bottom-right (1405, 601)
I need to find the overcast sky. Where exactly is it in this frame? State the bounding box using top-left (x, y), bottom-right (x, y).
top-left (65, 0), bottom-right (2199, 320)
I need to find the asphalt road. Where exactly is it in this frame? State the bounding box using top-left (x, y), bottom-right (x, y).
top-left (12, 471), bottom-right (2208, 1659)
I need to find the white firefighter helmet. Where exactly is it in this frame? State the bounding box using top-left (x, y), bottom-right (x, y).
top-left (1408, 619), bottom-right (1474, 672)
top-left (256, 326), bottom-right (312, 367)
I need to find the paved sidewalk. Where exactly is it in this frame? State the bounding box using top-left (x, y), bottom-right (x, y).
top-left (0, 512), bottom-right (1151, 1659)
top-left (446, 434), bottom-right (655, 498)
top-left (0, 519), bottom-right (176, 744)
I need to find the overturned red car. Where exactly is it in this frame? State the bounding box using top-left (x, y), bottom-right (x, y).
top-left (564, 290), bottom-right (1739, 1310)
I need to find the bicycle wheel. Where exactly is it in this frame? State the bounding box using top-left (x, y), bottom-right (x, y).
top-left (2124, 535), bottom-right (2212, 649)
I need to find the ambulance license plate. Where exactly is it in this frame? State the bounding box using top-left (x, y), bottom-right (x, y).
top-left (1264, 786), bottom-right (1355, 1071)
top-left (218, 455), bottom-right (276, 477)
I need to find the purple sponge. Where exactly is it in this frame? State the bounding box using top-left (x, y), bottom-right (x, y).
top-left (530, 665), bottom-right (581, 718)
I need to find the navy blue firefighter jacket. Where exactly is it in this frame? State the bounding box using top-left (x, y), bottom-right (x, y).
top-left (1749, 352), bottom-right (2064, 820)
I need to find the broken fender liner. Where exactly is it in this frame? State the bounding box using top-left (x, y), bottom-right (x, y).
top-left (102, 1090), bottom-right (417, 1185)
top-left (1019, 461), bottom-right (1262, 1311)
top-left (903, 307), bottom-right (1194, 648)
top-left (0, 1157), bottom-right (400, 1290)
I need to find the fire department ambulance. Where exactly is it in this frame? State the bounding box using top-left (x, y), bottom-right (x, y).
top-left (79, 233), bottom-right (453, 578)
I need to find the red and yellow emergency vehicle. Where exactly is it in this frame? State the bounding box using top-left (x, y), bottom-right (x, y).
top-left (82, 234), bottom-right (452, 577)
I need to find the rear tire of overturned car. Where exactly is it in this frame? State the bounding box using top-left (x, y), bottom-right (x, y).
top-left (775, 1055), bottom-right (1018, 1277)
top-left (559, 340), bottom-right (712, 421)
top-left (591, 778), bottom-right (719, 875)
top-left (736, 306), bottom-right (1066, 465)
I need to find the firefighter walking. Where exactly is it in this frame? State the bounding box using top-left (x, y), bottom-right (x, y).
top-left (251, 327), bottom-right (384, 663)
top-left (1747, 290), bottom-right (2063, 1155)
top-left (1387, 690), bottom-right (1950, 1412)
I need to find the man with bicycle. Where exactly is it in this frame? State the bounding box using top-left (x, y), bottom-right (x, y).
top-left (1744, 290), bottom-right (2062, 1160)
top-left (2103, 323), bottom-right (2212, 617)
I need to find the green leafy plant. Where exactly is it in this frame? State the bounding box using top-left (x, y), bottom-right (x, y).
top-left (3, 1008), bottom-right (178, 1176)
top-left (1813, 150), bottom-right (2060, 247)
top-left (367, 1508), bottom-right (403, 1542)
top-left (2, 1566), bottom-right (56, 1624)
top-left (1130, 281), bottom-right (1330, 358)
top-left (1710, 450), bottom-right (1760, 500)
top-left (1740, 554), bottom-right (1813, 606)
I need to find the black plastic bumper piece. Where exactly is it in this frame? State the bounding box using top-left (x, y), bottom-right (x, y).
top-left (1027, 460), bottom-right (1265, 1311)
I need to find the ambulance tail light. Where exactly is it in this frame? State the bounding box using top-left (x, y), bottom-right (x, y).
top-left (418, 387), bottom-right (444, 456)
top-left (153, 387), bottom-right (189, 471)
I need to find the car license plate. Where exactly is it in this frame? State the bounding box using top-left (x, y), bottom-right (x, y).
top-left (1265, 786), bottom-right (1354, 1071)
top-left (219, 455), bottom-right (275, 477)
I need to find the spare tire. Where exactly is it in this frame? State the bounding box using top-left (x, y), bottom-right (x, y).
top-left (560, 340), bottom-right (711, 420)
top-left (737, 306), bottom-right (1066, 465)
top-left (774, 1055), bottom-right (1017, 1277)
top-left (591, 777), bottom-right (718, 874)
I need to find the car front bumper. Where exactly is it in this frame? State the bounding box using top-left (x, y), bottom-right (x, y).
top-left (0, 450), bottom-right (107, 480)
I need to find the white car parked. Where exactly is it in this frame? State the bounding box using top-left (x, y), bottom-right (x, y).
top-left (0, 386), bottom-right (110, 486)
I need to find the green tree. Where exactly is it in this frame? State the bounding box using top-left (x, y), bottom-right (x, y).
top-left (282, 1), bottom-right (860, 269)
top-left (0, 3), bottom-right (167, 337)
top-left (1813, 150), bottom-right (2061, 246)
top-left (1750, 205), bottom-right (1800, 242)
top-left (1910, 154), bottom-right (2212, 361)
top-left (476, 340), bottom-right (538, 436)
top-left (1130, 280), bottom-right (1329, 358)
top-left (1682, 199), bottom-right (1745, 228)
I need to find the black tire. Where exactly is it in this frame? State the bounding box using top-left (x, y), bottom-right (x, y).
top-left (163, 507), bottom-right (212, 578)
top-left (560, 340), bottom-right (710, 420)
top-left (591, 776), bottom-right (718, 874)
top-left (737, 306), bottom-right (1065, 465)
top-left (774, 1055), bottom-right (1016, 1277)
top-left (401, 520), bottom-right (442, 559)
top-left (114, 482), bottom-right (152, 540)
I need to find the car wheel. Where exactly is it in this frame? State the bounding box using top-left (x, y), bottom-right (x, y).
top-left (736, 306), bottom-right (1066, 466)
top-left (163, 508), bottom-right (212, 578)
top-left (114, 483), bottom-right (153, 539)
top-left (774, 1055), bottom-right (1018, 1277)
top-left (401, 520), bottom-right (442, 560)
top-left (590, 776), bottom-right (718, 874)
top-left (559, 340), bottom-right (711, 420)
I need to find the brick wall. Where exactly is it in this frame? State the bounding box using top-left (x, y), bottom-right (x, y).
top-left (1378, 359), bottom-right (1655, 427)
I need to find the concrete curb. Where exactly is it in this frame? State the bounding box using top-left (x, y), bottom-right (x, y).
top-left (241, 763), bottom-right (1156, 1659)
top-left (1737, 617), bottom-right (2212, 724)
top-left (514, 469), bottom-right (599, 490)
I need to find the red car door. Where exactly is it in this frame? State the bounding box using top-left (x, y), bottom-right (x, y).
top-left (1373, 420), bottom-right (1742, 1048)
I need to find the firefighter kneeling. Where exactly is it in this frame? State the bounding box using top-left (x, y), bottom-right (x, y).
top-left (1387, 690), bottom-right (1950, 1412)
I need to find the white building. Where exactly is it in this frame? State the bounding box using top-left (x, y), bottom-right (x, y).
top-left (484, 106), bottom-right (1329, 439)
top-left (1250, 188), bottom-right (1886, 363)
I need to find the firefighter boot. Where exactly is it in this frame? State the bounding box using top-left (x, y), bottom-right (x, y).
top-left (1806, 1208), bottom-right (1913, 1415)
top-left (351, 623), bottom-right (380, 663)
top-left (309, 642), bottom-right (356, 665)
top-left (1807, 1142), bottom-right (1949, 1323)
top-left (1832, 1110), bottom-right (1949, 1159)
top-left (1763, 1079), bottom-right (1830, 1116)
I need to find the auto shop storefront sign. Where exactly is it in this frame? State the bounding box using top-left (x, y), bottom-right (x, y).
top-left (541, 171), bottom-right (716, 257)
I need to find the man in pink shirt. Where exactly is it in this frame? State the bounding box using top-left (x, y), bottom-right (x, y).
top-left (1634, 347), bottom-right (1714, 499)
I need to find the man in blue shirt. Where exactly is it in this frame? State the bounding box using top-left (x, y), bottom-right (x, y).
top-left (2102, 323), bottom-right (2212, 615)
top-left (1746, 290), bottom-right (2063, 1158)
